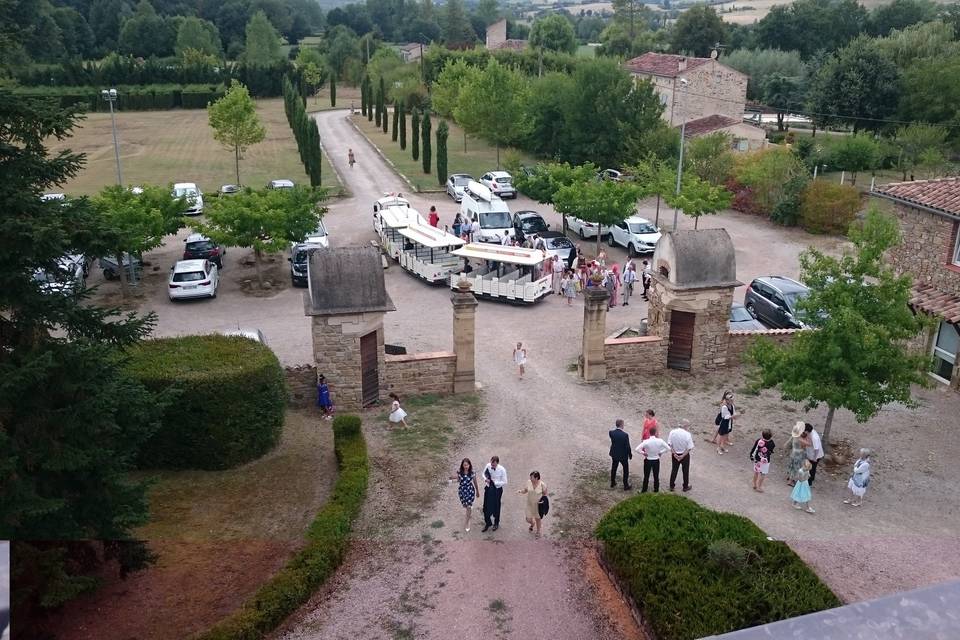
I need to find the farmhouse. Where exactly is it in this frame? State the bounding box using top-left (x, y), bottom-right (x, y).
top-left (871, 177), bottom-right (960, 390)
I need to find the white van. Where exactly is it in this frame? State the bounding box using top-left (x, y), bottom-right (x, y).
top-left (459, 180), bottom-right (513, 243)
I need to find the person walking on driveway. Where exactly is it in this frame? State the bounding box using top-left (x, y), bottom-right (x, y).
top-left (609, 419), bottom-right (633, 490)
top-left (804, 422), bottom-right (825, 485)
top-left (750, 429), bottom-right (776, 492)
top-left (551, 255), bottom-right (563, 295)
top-left (513, 342), bottom-right (527, 379)
top-left (450, 458), bottom-right (480, 532)
top-left (622, 263), bottom-right (637, 306)
top-left (347, 148), bottom-right (356, 168)
top-left (637, 427), bottom-right (669, 493)
top-left (482, 456), bottom-right (508, 532)
top-left (517, 471), bottom-right (548, 536)
top-left (667, 419), bottom-right (694, 492)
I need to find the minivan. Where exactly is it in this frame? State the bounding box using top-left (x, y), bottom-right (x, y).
top-left (744, 276), bottom-right (811, 328)
top-left (459, 180), bottom-right (513, 243)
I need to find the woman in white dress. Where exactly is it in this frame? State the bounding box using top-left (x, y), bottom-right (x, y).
top-left (844, 448), bottom-right (871, 506)
top-left (513, 342), bottom-right (527, 379)
top-left (388, 392), bottom-right (408, 427)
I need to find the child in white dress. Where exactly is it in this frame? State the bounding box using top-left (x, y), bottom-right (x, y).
top-left (513, 342), bottom-right (527, 379)
top-left (844, 448), bottom-right (871, 506)
top-left (388, 392), bottom-right (408, 427)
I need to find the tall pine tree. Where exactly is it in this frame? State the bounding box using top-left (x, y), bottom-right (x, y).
top-left (367, 77), bottom-right (374, 122)
top-left (411, 106), bottom-right (420, 161)
top-left (381, 88), bottom-right (388, 134)
top-left (330, 73), bottom-right (337, 107)
top-left (392, 100), bottom-right (399, 142)
top-left (398, 99), bottom-right (407, 150)
top-left (360, 77), bottom-right (367, 116)
top-left (436, 120), bottom-right (449, 185)
top-left (421, 111), bottom-right (432, 174)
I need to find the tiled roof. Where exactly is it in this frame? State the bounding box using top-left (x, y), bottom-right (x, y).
top-left (677, 114), bottom-right (740, 137)
top-left (623, 52), bottom-right (711, 78)
top-left (489, 39), bottom-right (527, 51)
top-left (910, 283), bottom-right (960, 323)
top-left (871, 177), bottom-right (960, 219)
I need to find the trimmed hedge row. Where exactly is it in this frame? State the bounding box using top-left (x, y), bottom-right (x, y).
top-left (10, 84), bottom-right (226, 112)
top-left (125, 335), bottom-right (286, 470)
top-left (282, 76), bottom-right (322, 187)
top-left (195, 415), bottom-right (368, 640)
top-left (595, 494), bottom-right (840, 640)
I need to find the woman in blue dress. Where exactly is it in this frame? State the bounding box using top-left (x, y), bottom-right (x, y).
top-left (316, 375), bottom-right (333, 420)
top-left (449, 458), bottom-right (480, 532)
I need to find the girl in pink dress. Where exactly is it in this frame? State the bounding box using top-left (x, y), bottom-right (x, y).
top-left (610, 264), bottom-right (621, 306)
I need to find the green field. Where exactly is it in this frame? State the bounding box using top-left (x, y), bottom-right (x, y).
top-left (46, 97), bottom-right (339, 196)
top-left (352, 113), bottom-right (535, 192)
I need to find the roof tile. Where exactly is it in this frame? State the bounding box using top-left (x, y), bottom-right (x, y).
top-left (623, 52), bottom-right (711, 78)
top-left (910, 283), bottom-right (960, 323)
top-left (677, 114), bottom-right (741, 137)
top-left (872, 177), bottom-right (960, 218)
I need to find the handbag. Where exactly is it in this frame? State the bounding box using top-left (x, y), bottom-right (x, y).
top-left (715, 412), bottom-right (722, 426)
top-left (537, 494), bottom-right (550, 518)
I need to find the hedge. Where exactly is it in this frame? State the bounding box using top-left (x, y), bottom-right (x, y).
top-left (799, 181), bottom-right (862, 234)
top-left (595, 495), bottom-right (840, 640)
top-left (195, 415), bottom-right (368, 640)
top-left (125, 335), bottom-right (286, 470)
top-left (10, 84), bottom-right (226, 112)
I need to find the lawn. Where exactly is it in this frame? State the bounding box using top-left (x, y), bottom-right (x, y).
top-left (351, 112), bottom-right (536, 192)
top-left (45, 97), bottom-right (339, 196)
top-left (305, 83), bottom-right (363, 113)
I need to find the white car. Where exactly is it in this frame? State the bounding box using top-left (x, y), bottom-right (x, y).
top-left (565, 215), bottom-right (609, 240)
top-left (607, 216), bottom-right (661, 256)
top-left (446, 174), bottom-right (474, 202)
top-left (33, 257), bottom-right (85, 296)
top-left (172, 182), bottom-right (204, 215)
top-left (479, 171), bottom-right (516, 199)
top-left (40, 193), bottom-right (66, 202)
top-left (302, 218), bottom-right (330, 247)
top-left (168, 259), bottom-right (219, 301)
top-left (267, 179), bottom-right (295, 189)
top-left (221, 328), bottom-right (267, 344)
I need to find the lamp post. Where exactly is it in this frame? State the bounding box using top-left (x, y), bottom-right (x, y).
top-left (672, 78), bottom-right (688, 231)
top-left (101, 88), bottom-right (122, 186)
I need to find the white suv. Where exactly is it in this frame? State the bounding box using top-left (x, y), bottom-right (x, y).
top-left (172, 182), bottom-right (204, 215)
top-left (607, 216), bottom-right (661, 256)
top-left (168, 259), bottom-right (219, 300)
top-left (479, 171), bottom-right (516, 199)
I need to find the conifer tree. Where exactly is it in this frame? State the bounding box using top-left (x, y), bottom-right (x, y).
top-left (436, 120), bottom-right (449, 185)
top-left (398, 99), bottom-right (407, 150)
top-left (392, 100), bottom-right (399, 142)
top-left (411, 106), bottom-right (420, 161)
top-left (421, 111), bottom-right (432, 174)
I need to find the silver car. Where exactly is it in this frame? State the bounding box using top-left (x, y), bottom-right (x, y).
top-left (446, 174), bottom-right (474, 202)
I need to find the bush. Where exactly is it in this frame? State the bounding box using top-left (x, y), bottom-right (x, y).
top-left (9, 84), bottom-right (226, 111)
top-left (595, 494), bottom-right (839, 640)
top-left (125, 335), bottom-right (286, 470)
top-left (799, 181), bottom-right (862, 234)
top-left (196, 415), bottom-right (368, 640)
top-left (770, 174), bottom-right (810, 226)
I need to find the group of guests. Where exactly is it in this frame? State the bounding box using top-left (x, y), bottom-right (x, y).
top-left (449, 456), bottom-right (549, 536)
top-left (608, 411), bottom-right (694, 493)
top-left (541, 254), bottom-right (653, 308)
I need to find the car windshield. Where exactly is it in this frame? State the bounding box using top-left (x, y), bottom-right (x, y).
top-left (730, 306), bottom-right (753, 322)
top-left (547, 237), bottom-right (574, 249)
top-left (783, 290), bottom-right (808, 311)
top-left (173, 270), bottom-right (205, 282)
top-left (186, 241), bottom-right (215, 252)
top-left (454, 176), bottom-right (471, 186)
top-left (495, 176), bottom-right (512, 184)
top-left (521, 218), bottom-right (548, 232)
top-left (174, 188), bottom-right (198, 198)
top-left (480, 211), bottom-right (511, 228)
top-left (307, 222), bottom-right (327, 237)
top-left (628, 223), bottom-right (657, 234)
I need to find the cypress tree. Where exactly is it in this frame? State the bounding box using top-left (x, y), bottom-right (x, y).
top-left (367, 77), bottom-right (374, 122)
top-left (381, 92), bottom-right (388, 134)
top-left (398, 99), bottom-right (406, 150)
top-left (392, 100), bottom-right (399, 142)
top-left (421, 111), bottom-right (431, 174)
top-left (360, 78), bottom-right (367, 116)
top-left (411, 106), bottom-right (420, 161)
top-left (330, 74), bottom-right (336, 107)
top-left (436, 120), bottom-right (448, 186)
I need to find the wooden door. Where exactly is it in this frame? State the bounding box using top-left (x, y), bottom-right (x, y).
top-left (360, 331), bottom-right (379, 407)
top-left (667, 311), bottom-right (695, 371)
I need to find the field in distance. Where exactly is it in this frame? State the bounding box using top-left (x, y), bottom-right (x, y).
top-left (45, 98), bottom-right (337, 197)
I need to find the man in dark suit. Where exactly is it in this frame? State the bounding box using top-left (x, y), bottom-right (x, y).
top-left (609, 419), bottom-right (633, 490)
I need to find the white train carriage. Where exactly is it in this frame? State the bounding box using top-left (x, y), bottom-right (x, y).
top-left (449, 243), bottom-right (551, 304)
top-left (376, 205), bottom-right (427, 259)
top-left (396, 223), bottom-right (466, 284)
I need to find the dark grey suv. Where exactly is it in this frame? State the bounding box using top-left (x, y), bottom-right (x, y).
top-left (744, 276), bottom-right (811, 329)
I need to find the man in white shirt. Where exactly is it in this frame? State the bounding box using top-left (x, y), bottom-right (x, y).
top-left (500, 232), bottom-right (511, 246)
top-left (804, 423), bottom-right (825, 485)
top-left (667, 419), bottom-right (695, 492)
top-left (482, 456), bottom-right (508, 532)
top-left (637, 427), bottom-right (669, 493)
top-left (622, 264), bottom-right (638, 306)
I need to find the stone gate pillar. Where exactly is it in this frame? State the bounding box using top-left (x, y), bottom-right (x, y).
top-left (579, 286), bottom-right (609, 381)
top-left (451, 279), bottom-right (478, 393)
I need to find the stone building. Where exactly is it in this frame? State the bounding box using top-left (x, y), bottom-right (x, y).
top-left (623, 52), bottom-right (764, 152)
top-left (399, 42), bottom-right (422, 63)
top-left (485, 18), bottom-right (527, 51)
top-left (871, 177), bottom-right (960, 390)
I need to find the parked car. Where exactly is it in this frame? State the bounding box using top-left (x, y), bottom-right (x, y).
top-left (218, 184), bottom-right (241, 197)
top-left (512, 210), bottom-right (550, 243)
top-left (729, 302), bottom-right (767, 331)
top-left (539, 231), bottom-right (576, 267)
top-left (597, 169), bottom-right (624, 182)
top-left (183, 233), bottom-right (225, 269)
top-left (289, 243), bottom-right (323, 287)
top-left (744, 276), bottom-right (811, 329)
top-left (607, 216), bottom-right (661, 256)
top-left (564, 215), bottom-right (609, 239)
top-left (40, 193), bottom-right (66, 202)
top-left (33, 257), bottom-right (85, 297)
top-left (99, 254), bottom-right (142, 280)
top-left (460, 180), bottom-right (513, 243)
top-left (221, 328), bottom-right (267, 344)
top-left (446, 173), bottom-right (474, 202)
top-left (302, 219), bottom-right (330, 247)
top-left (172, 182), bottom-right (204, 215)
top-left (168, 259), bottom-right (219, 301)
top-left (267, 179), bottom-right (295, 189)
top-left (479, 171), bottom-right (516, 199)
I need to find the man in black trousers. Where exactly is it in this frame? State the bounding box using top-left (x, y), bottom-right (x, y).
top-left (609, 419), bottom-right (633, 490)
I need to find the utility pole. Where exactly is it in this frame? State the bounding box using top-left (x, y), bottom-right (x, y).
top-left (672, 79), bottom-right (688, 231)
top-left (101, 88), bottom-right (122, 186)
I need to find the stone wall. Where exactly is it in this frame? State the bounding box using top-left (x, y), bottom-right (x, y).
top-left (285, 364), bottom-right (318, 408)
top-left (726, 329), bottom-right (800, 364)
top-left (384, 352), bottom-right (457, 396)
top-left (884, 200), bottom-right (960, 297)
top-left (636, 60), bottom-right (747, 126)
top-left (311, 311), bottom-right (385, 411)
top-left (604, 336), bottom-right (668, 377)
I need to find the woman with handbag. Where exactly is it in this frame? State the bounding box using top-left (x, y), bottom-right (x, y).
top-left (517, 471), bottom-right (548, 537)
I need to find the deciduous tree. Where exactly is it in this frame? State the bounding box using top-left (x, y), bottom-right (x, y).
top-left (207, 82), bottom-right (267, 185)
top-left (553, 179), bottom-right (641, 256)
top-left (664, 174), bottom-right (732, 229)
top-left (529, 14), bottom-right (577, 54)
top-left (244, 9), bottom-right (283, 65)
top-left (828, 133), bottom-right (880, 185)
top-left (670, 4), bottom-right (725, 57)
top-left (894, 123), bottom-right (949, 180)
top-left (175, 16), bottom-right (222, 58)
top-left (454, 58), bottom-right (530, 168)
top-left (748, 208), bottom-right (929, 449)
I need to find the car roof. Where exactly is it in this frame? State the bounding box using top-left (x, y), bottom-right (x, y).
top-left (222, 329), bottom-right (264, 342)
top-left (292, 242), bottom-right (324, 252)
top-left (539, 231), bottom-right (564, 238)
top-left (173, 259), bottom-right (207, 271)
top-left (185, 233), bottom-right (211, 243)
top-left (173, 182), bottom-right (198, 189)
top-left (451, 173), bottom-right (473, 178)
top-left (270, 179), bottom-right (295, 187)
top-left (220, 184), bottom-right (240, 190)
top-left (624, 216), bottom-right (654, 225)
top-left (515, 211), bottom-right (542, 219)
top-left (755, 276), bottom-right (808, 292)
top-left (488, 171), bottom-right (511, 178)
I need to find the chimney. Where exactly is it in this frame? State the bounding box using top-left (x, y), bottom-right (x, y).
top-left (678, 56), bottom-right (687, 73)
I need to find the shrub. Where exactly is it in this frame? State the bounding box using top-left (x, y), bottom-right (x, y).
top-left (125, 335), bottom-right (286, 470)
top-left (733, 146), bottom-right (807, 217)
top-left (799, 181), bottom-right (862, 234)
top-left (770, 174), bottom-right (810, 226)
top-left (196, 415), bottom-right (368, 640)
top-left (595, 494), bottom-right (839, 640)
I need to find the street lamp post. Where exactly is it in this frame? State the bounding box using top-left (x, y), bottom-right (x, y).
top-left (672, 78), bottom-right (688, 231)
top-left (101, 88), bottom-right (122, 186)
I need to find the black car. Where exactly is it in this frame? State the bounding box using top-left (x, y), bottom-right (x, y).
top-left (512, 210), bottom-right (550, 243)
top-left (289, 243), bottom-right (323, 287)
top-left (744, 276), bottom-right (811, 328)
top-left (183, 233), bottom-right (225, 269)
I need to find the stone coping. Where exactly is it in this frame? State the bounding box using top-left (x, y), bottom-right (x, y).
top-left (385, 351), bottom-right (456, 363)
top-left (728, 328), bottom-right (802, 336)
top-left (605, 335), bottom-right (664, 345)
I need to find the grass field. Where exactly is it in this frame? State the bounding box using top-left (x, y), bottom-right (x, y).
top-left (352, 113), bottom-right (536, 192)
top-left (305, 83), bottom-right (362, 112)
top-left (46, 98), bottom-right (340, 197)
